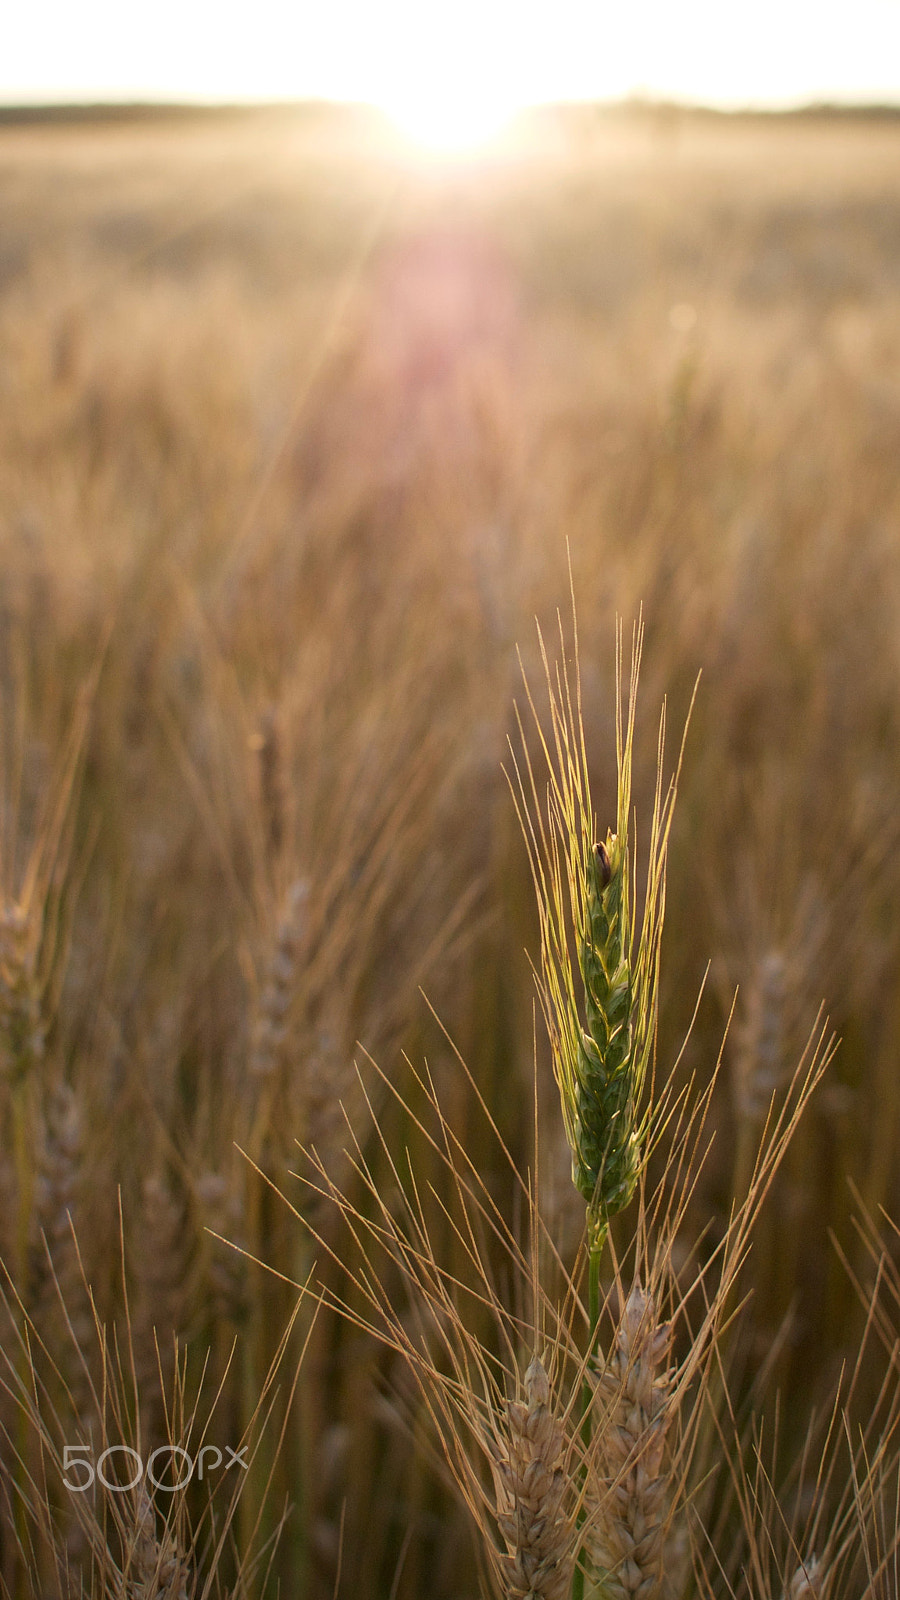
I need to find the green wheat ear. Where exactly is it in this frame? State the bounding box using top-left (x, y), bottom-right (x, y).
top-left (513, 613), bottom-right (689, 1252)
top-left (573, 824), bottom-right (639, 1226)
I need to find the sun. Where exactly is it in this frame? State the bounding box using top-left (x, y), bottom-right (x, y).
top-left (383, 82), bottom-right (519, 155)
top-left (352, 0), bottom-right (536, 157)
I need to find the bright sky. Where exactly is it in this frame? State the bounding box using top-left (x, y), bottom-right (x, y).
top-left (4, 0), bottom-right (900, 138)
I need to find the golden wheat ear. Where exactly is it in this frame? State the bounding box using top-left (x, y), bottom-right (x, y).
top-left (125, 1486), bottom-right (192, 1600)
top-left (587, 1285), bottom-right (678, 1600)
top-left (491, 1355), bottom-right (577, 1600)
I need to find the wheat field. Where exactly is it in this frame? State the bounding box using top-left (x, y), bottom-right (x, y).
top-left (1, 101), bottom-right (900, 1599)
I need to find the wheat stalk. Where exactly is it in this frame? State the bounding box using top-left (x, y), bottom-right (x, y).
top-left (287, 618), bottom-right (839, 1600)
top-left (509, 612), bottom-right (693, 1600)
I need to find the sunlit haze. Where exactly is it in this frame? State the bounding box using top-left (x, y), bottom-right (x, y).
top-left (3, 0), bottom-right (900, 149)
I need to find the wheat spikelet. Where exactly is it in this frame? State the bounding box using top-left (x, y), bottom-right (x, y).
top-left (490, 1355), bottom-right (575, 1600)
top-left (195, 1170), bottom-right (249, 1329)
top-left (299, 1017), bottom-right (360, 1183)
top-left (732, 949), bottom-right (788, 1123)
top-left (126, 1488), bottom-right (191, 1600)
top-left (30, 1081), bottom-right (95, 1413)
top-left (250, 702), bottom-right (288, 870)
top-left (722, 868), bottom-right (827, 1127)
top-left (250, 878), bottom-right (308, 1082)
top-left (783, 1557), bottom-right (825, 1600)
top-left (132, 1168), bottom-right (190, 1435)
top-left (32, 1081), bottom-right (83, 1303)
top-left (589, 1285), bottom-right (677, 1600)
top-left (0, 900), bottom-right (45, 1087)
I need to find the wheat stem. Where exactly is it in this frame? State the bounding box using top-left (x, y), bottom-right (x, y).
top-left (573, 1241), bottom-right (606, 1600)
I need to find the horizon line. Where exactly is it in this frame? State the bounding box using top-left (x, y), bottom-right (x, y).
top-left (1, 93), bottom-right (900, 122)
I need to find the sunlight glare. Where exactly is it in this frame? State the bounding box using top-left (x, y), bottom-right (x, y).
top-left (381, 82), bottom-right (515, 153)
top-left (384, 82), bottom-right (519, 155)
top-left (370, 15), bottom-right (524, 159)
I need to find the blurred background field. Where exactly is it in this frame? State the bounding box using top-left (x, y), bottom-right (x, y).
top-left (2, 101), bottom-right (900, 1596)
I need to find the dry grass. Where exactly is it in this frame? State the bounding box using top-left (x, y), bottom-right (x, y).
top-left (1, 100), bottom-right (900, 1597)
